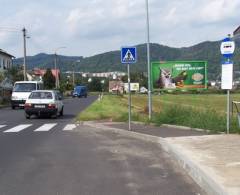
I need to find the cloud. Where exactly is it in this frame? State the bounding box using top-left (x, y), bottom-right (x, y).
top-left (199, 0), bottom-right (240, 23)
top-left (0, 0), bottom-right (239, 58)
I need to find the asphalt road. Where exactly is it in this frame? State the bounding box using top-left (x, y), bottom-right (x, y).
top-left (0, 96), bottom-right (206, 195)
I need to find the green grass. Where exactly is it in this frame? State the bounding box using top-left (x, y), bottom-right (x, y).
top-left (77, 95), bottom-right (129, 122)
top-left (77, 94), bottom-right (240, 133)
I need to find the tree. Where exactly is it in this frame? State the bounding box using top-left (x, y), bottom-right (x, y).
top-left (43, 68), bottom-right (55, 89)
top-left (4, 66), bottom-right (24, 82)
top-left (121, 72), bottom-right (148, 88)
top-left (87, 78), bottom-right (102, 92)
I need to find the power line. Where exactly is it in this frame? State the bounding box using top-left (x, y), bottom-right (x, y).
top-left (0, 27), bottom-right (21, 33)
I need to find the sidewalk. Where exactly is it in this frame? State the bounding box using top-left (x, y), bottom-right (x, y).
top-left (85, 121), bottom-right (240, 195)
top-left (163, 134), bottom-right (240, 195)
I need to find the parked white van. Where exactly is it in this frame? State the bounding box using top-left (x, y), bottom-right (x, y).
top-left (11, 81), bottom-right (43, 109)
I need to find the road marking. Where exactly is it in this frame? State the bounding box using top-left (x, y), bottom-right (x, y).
top-left (226, 162), bottom-right (240, 167)
top-left (0, 125), bottom-right (6, 129)
top-left (4, 124), bottom-right (32, 133)
top-left (34, 123), bottom-right (57, 132)
top-left (63, 124), bottom-right (77, 131)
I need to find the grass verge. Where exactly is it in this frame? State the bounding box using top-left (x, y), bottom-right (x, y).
top-left (77, 94), bottom-right (240, 133)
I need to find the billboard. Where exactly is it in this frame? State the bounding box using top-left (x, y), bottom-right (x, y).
top-left (109, 81), bottom-right (124, 94)
top-left (124, 83), bottom-right (140, 93)
top-left (152, 61), bottom-right (207, 90)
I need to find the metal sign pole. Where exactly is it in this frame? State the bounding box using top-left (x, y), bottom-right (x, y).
top-left (128, 63), bottom-right (131, 131)
top-left (227, 90), bottom-right (230, 134)
top-left (121, 47), bottom-right (136, 131)
top-left (221, 35), bottom-right (234, 135)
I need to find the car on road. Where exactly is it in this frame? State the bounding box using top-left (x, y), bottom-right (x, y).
top-left (72, 85), bottom-right (87, 98)
top-left (11, 81), bottom-right (44, 109)
top-left (24, 90), bottom-right (64, 119)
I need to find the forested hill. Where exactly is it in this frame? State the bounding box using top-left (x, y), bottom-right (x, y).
top-left (14, 40), bottom-right (240, 80)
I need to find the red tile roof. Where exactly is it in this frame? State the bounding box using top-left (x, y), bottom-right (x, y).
top-left (33, 68), bottom-right (60, 79)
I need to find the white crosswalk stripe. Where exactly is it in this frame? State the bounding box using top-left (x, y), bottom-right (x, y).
top-left (4, 124), bottom-right (32, 133)
top-left (34, 123), bottom-right (57, 132)
top-left (0, 123), bottom-right (80, 133)
top-left (63, 124), bottom-right (77, 131)
top-left (0, 125), bottom-right (6, 129)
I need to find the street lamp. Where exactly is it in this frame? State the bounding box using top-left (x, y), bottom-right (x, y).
top-left (22, 27), bottom-right (30, 81)
top-left (54, 47), bottom-right (66, 88)
top-left (73, 59), bottom-right (81, 86)
top-left (145, 0), bottom-right (152, 119)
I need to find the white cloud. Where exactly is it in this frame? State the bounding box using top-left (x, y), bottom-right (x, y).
top-left (199, 0), bottom-right (240, 23)
top-left (0, 0), bottom-right (239, 57)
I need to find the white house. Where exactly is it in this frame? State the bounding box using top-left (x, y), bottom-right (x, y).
top-left (0, 49), bottom-right (15, 71)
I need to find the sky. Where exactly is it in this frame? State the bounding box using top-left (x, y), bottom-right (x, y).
top-left (0, 0), bottom-right (240, 58)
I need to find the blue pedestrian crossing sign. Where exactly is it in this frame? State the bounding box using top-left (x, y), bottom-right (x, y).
top-left (121, 47), bottom-right (137, 64)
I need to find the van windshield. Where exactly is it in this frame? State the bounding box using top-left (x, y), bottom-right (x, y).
top-left (13, 83), bottom-right (36, 92)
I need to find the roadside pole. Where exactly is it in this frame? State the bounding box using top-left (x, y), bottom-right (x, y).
top-left (220, 35), bottom-right (235, 134)
top-left (121, 47), bottom-right (137, 131)
top-left (145, 0), bottom-right (152, 120)
top-left (127, 63), bottom-right (131, 131)
top-left (22, 28), bottom-right (27, 81)
top-left (54, 52), bottom-right (58, 88)
top-left (227, 89), bottom-right (230, 134)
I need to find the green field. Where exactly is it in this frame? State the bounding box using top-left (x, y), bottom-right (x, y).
top-left (77, 94), bottom-right (240, 133)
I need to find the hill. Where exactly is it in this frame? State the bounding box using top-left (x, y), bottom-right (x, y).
top-left (14, 40), bottom-right (240, 80)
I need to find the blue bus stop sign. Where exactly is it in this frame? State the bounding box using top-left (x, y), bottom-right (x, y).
top-left (220, 37), bottom-right (235, 58)
top-left (121, 47), bottom-right (137, 64)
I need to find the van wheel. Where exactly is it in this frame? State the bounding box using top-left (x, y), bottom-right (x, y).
top-left (12, 106), bottom-right (15, 109)
top-left (25, 113), bottom-right (30, 119)
top-left (51, 114), bottom-right (57, 119)
top-left (60, 107), bottom-right (64, 116)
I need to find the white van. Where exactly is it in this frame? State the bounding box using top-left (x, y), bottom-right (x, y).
top-left (11, 81), bottom-right (43, 109)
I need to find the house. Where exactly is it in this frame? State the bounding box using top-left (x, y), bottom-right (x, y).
top-left (33, 68), bottom-right (60, 80)
top-left (234, 25), bottom-right (240, 36)
top-left (0, 49), bottom-right (15, 71)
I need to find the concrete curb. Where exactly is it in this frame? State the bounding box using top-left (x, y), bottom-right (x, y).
top-left (83, 121), bottom-right (227, 195)
top-left (84, 121), bottom-right (161, 144)
top-left (0, 104), bottom-right (10, 109)
top-left (160, 139), bottom-right (227, 195)
top-left (161, 124), bottom-right (212, 133)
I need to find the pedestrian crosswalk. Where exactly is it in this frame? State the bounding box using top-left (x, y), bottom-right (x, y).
top-left (4, 124), bottom-right (33, 133)
top-left (0, 123), bottom-right (80, 134)
top-left (34, 123), bottom-right (57, 132)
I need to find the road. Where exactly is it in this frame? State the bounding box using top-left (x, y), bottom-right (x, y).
top-left (0, 96), bottom-right (205, 195)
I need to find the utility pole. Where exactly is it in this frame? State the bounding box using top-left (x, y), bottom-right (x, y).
top-left (54, 47), bottom-right (66, 89)
top-left (54, 52), bottom-right (58, 88)
top-left (72, 62), bottom-right (75, 86)
top-left (23, 28), bottom-right (27, 81)
top-left (145, 0), bottom-right (152, 119)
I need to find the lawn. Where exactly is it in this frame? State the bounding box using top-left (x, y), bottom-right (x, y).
top-left (77, 93), bottom-right (240, 133)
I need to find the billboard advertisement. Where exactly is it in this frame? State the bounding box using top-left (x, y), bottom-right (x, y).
top-left (124, 83), bottom-right (140, 93)
top-left (109, 81), bottom-right (124, 94)
top-left (151, 61), bottom-right (207, 90)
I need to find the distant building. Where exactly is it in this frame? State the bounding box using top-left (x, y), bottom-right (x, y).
top-left (32, 68), bottom-right (60, 80)
top-left (109, 81), bottom-right (124, 94)
top-left (88, 71), bottom-right (126, 79)
top-left (234, 26), bottom-right (240, 36)
top-left (0, 49), bottom-right (15, 71)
